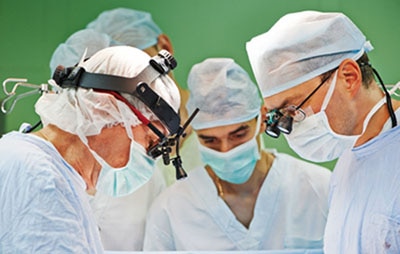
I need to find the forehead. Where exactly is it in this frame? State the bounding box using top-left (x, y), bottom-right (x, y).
top-left (195, 118), bottom-right (255, 137)
top-left (263, 76), bottom-right (321, 110)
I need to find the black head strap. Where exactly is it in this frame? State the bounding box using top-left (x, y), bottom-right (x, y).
top-left (52, 49), bottom-right (180, 134)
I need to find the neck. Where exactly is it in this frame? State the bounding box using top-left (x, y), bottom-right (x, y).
top-left (207, 150), bottom-right (274, 197)
top-left (355, 97), bottom-right (400, 146)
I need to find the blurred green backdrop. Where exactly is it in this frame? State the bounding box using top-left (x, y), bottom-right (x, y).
top-left (0, 0), bottom-right (399, 170)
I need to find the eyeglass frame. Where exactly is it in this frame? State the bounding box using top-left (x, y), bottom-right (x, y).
top-left (265, 72), bottom-right (334, 138)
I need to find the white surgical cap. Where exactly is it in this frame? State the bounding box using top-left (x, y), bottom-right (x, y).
top-left (246, 10), bottom-right (374, 98)
top-left (186, 58), bottom-right (262, 130)
top-left (87, 8), bottom-right (162, 50)
top-left (49, 29), bottom-right (115, 76)
top-left (36, 46), bottom-right (180, 138)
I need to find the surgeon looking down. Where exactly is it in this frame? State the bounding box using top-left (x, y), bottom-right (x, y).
top-left (89, 7), bottom-right (201, 186)
top-left (0, 45), bottom-right (181, 252)
top-left (49, 27), bottom-right (171, 251)
top-left (246, 11), bottom-right (400, 253)
top-left (144, 58), bottom-right (331, 251)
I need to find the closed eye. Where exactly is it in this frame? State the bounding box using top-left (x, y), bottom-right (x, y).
top-left (198, 135), bottom-right (216, 144)
top-left (230, 130), bottom-right (248, 140)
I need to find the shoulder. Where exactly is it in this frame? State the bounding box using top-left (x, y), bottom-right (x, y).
top-left (0, 132), bottom-right (64, 179)
top-left (1, 133), bottom-right (49, 177)
top-left (0, 132), bottom-right (57, 165)
top-left (149, 166), bottom-right (209, 212)
top-left (273, 152), bottom-right (331, 178)
top-left (271, 152), bottom-right (331, 194)
top-left (0, 132), bottom-right (75, 207)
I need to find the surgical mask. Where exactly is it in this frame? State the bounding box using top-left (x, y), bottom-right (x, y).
top-left (285, 71), bottom-right (385, 162)
top-left (198, 116), bottom-right (261, 184)
top-left (94, 138), bottom-right (155, 197)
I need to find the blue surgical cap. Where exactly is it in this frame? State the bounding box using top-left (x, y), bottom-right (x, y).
top-left (186, 58), bottom-right (262, 130)
top-left (87, 8), bottom-right (162, 50)
top-left (246, 11), bottom-right (373, 98)
top-left (49, 28), bottom-right (114, 76)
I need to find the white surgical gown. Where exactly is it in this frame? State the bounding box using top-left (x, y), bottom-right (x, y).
top-left (324, 111), bottom-right (400, 253)
top-left (0, 132), bottom-right (103, 253)
top-left (143, 151), bottom-right (331, 251)
top-left (89, 167), bottom-right (166, 251)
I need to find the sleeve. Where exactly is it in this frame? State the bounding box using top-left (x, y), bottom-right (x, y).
top-left (143, 194), bottom-right (175, 251)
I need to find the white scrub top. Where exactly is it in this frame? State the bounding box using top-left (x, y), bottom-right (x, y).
top-left (143, 151), bottom-right (331, 251)
top-left (89, 166), bottom-right (166, 251)
top-left (0, 132), bottom-right (103, 253)
top-left (324, 110), bottom-right (400, 254)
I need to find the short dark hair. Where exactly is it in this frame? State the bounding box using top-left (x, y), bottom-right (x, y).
top-left (320, 53), bottom-right (374, 88)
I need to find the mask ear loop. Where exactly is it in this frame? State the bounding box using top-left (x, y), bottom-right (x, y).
top-left (320, 70), bottom-right (338, 111)
top-left (358, 81), bottom-right (400, 136)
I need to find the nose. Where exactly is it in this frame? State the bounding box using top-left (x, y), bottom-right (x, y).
top-left (218, 140), bottom-right (234, 153)
top-left (147, 132), bottom-right (161, 149)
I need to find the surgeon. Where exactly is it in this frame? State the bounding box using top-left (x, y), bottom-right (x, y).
top-left (0, 45), bottom-right (181, 252)
top-left (143, 58), bottom-right (331, 251)
top-left (246, 11), bottom-right (400, 253)
top-left (54, 7), bottom-right (202, 186)
top-left (50, 28), bottom-right (168, 251)
top-left (49, 8), bottom-right (201, 251)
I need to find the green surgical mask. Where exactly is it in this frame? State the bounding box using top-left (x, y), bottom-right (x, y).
top-left (198, 116), bottom-right (261, 184)
top-left (94, 139), bottom-right (155, 197)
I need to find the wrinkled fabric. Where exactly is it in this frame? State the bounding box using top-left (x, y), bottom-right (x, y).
top-left (39, 46), bottom-right (180, 140)
top-left (36, 88), bottom-right (141, 138)
top-left (144, 151), bottom-right (331, 251)
top-left (0, 132), bottom-right (103, 253)
top-left (87, 8), bottom-right (162, 50)
top-left (49, 28), bottom-right (115, 75)
top-left (324, 110), bottom-right (400, 254)
top-left (246, 11), bottom-right (373, 98)
top-left (89, 167), bottom-right (165, 251)
top-left (186, 58), bottom-right (262, 130)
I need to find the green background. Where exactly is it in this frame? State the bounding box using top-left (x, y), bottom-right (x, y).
top-left (0, 0), bottom-right (399, 170)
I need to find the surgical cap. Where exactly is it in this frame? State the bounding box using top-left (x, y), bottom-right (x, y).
top-left (186, 58), bottom-right (262, 130)
top-left (246, 10), bottom-right (374, 98)
top-left (36, 46), bottom-right (180, 138)
top-left (49, 28), bottom-right (115, 76)
top-left (87, 8), bottom-right (162, 50)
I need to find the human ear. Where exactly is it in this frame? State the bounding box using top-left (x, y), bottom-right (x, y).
top-left (259, 106), bottom-right (267, 134)
top-left (156, 34), bottom-right (174, 54)
top-left (338, 59), bottom-right (362, 98)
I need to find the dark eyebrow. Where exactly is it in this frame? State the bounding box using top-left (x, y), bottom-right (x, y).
top-left (229, 125), bottom-right (249, 135)
top-left (197, 134), bottom-right (215, 140)
top-left (197, 125), bottom-right (250, 140)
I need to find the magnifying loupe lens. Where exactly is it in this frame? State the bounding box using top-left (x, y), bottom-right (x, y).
top-left (265, 124), bottom-right (281, 138)
top-left (277, 115), bottom-right (293, 134)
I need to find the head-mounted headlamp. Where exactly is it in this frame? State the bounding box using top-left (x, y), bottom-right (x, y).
top-left (52, 49), bottom-right (199, 180)
top-left (53, 49), bottom-right (180, 134)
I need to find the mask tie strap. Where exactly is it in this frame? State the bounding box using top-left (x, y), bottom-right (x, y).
top-left (321, 71), bottom-right (338, 111)
top-left (360, 81), bottom-right (400, 134)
